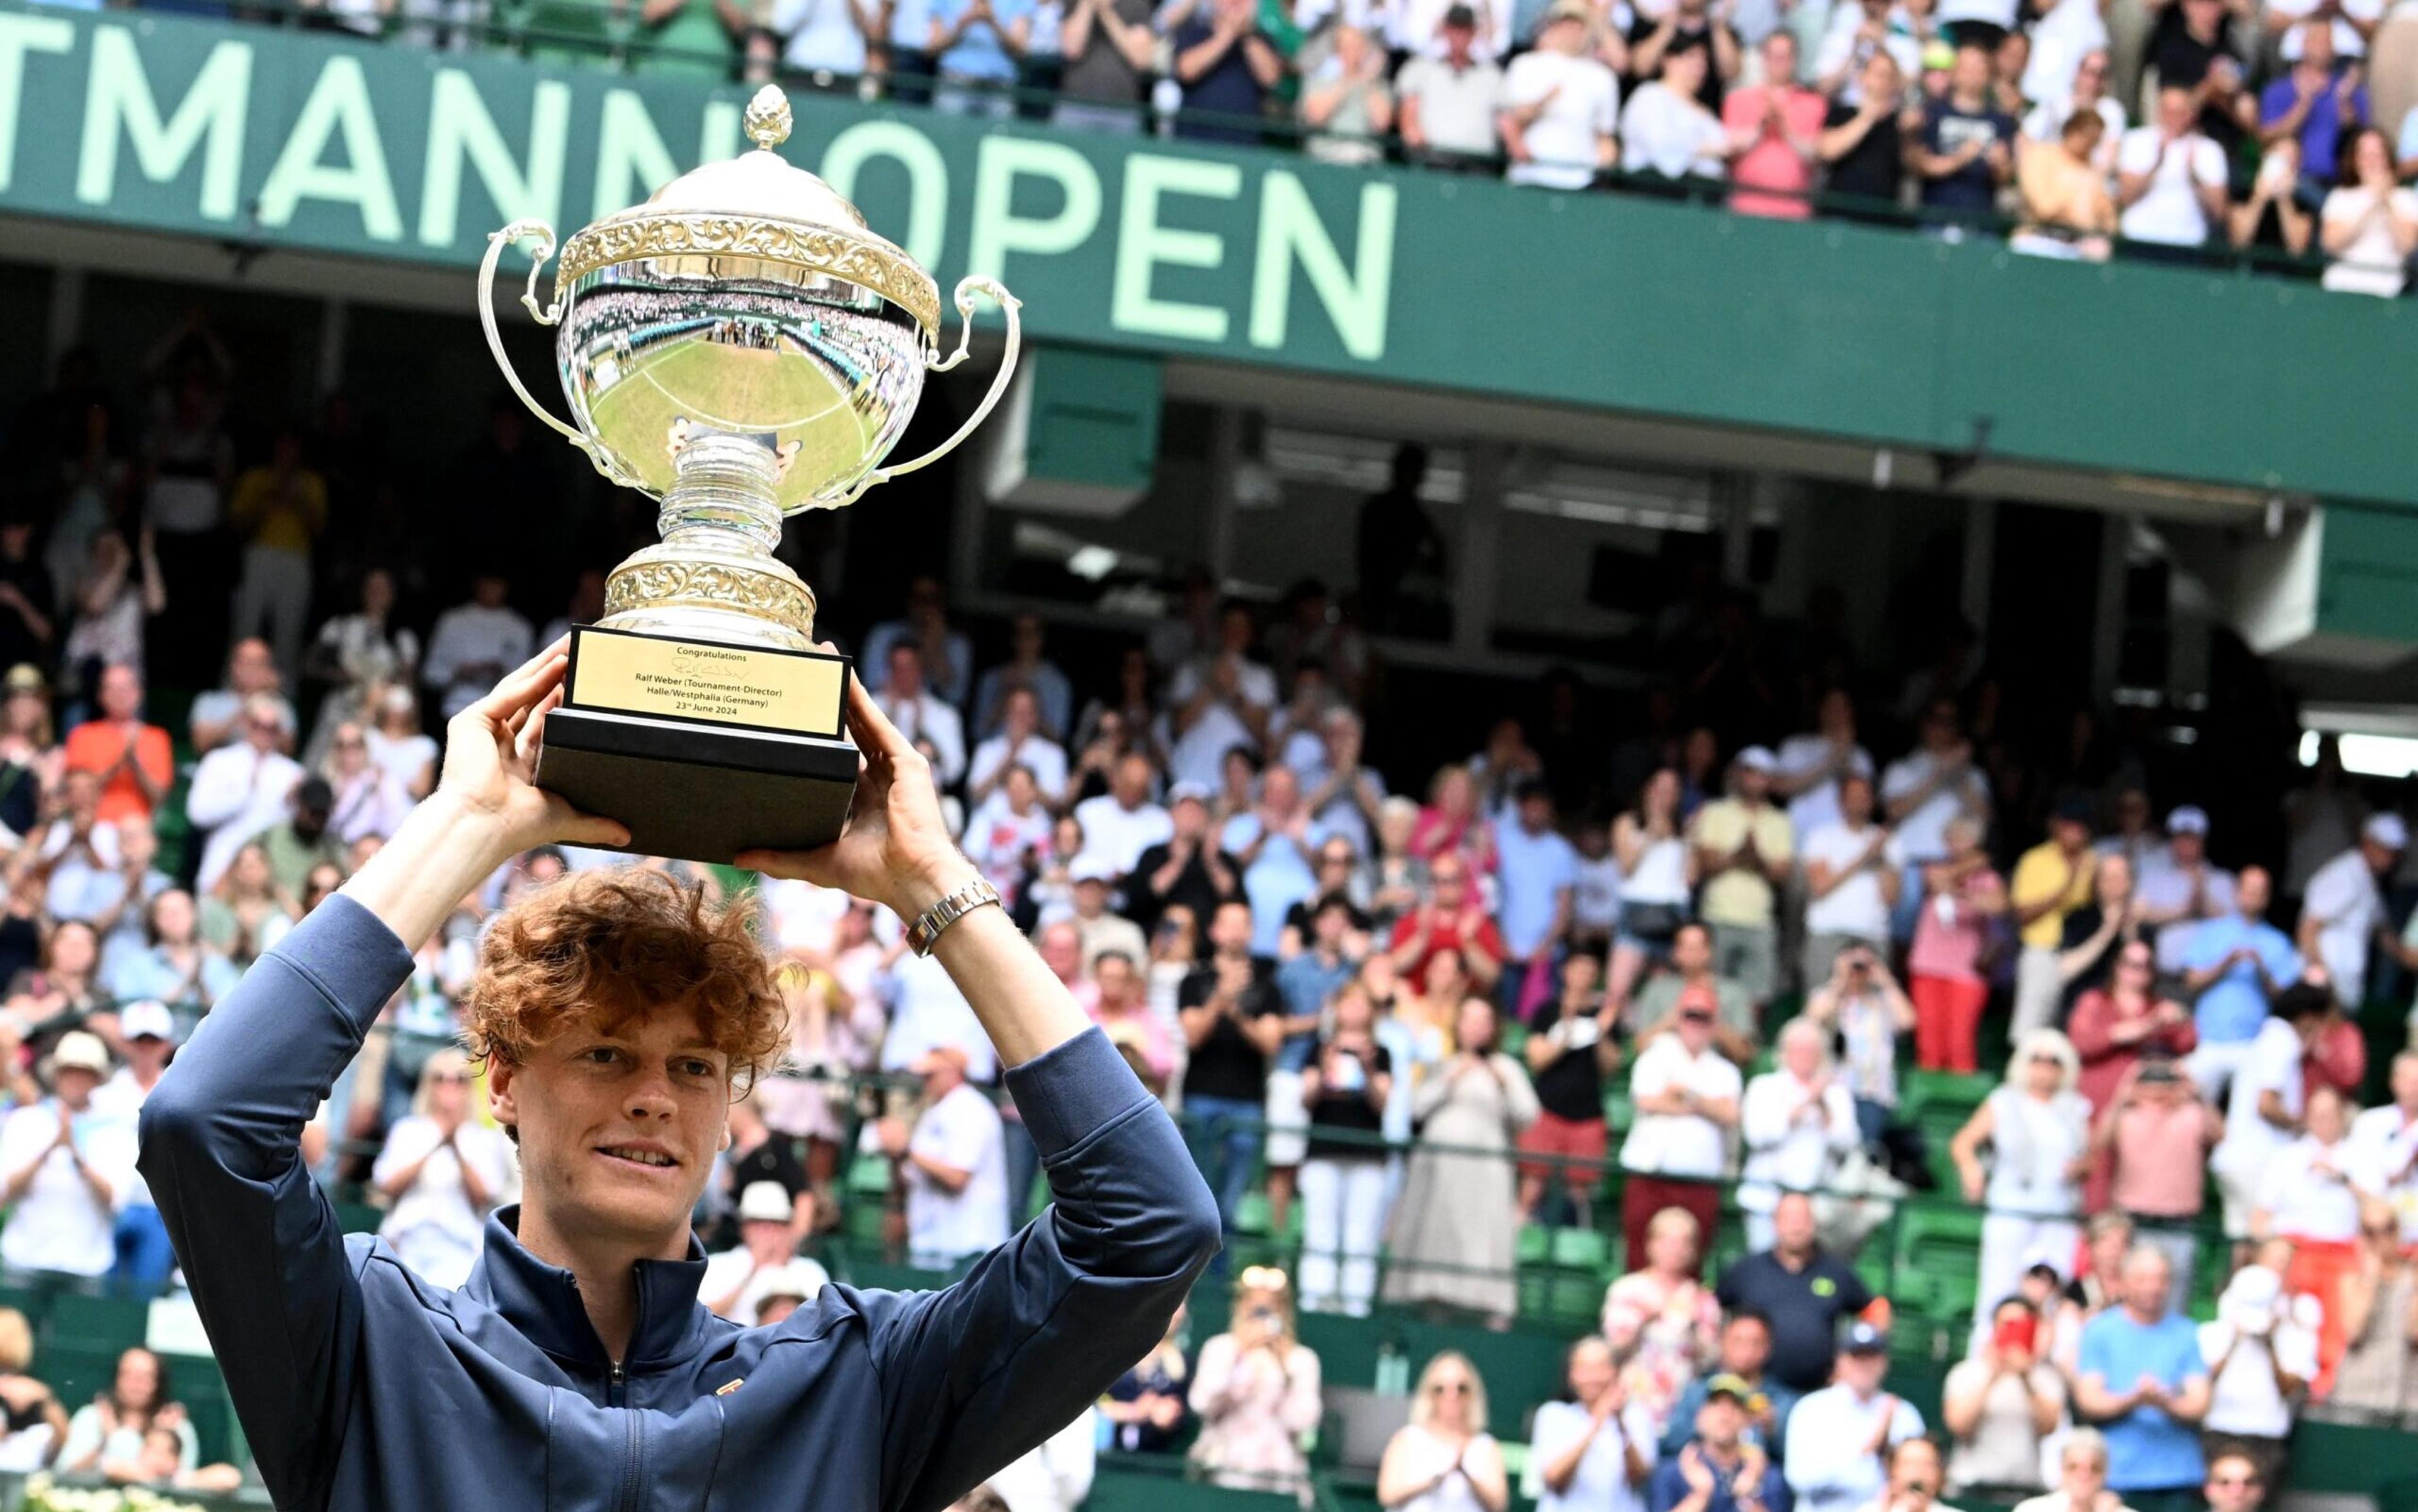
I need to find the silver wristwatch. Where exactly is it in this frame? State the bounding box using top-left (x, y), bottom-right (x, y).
top-left (905, 877), bottom-right (1002, 957)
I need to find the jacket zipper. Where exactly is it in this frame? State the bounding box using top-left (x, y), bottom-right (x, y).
top-left (611, 1361), bottom-right (641, 1512)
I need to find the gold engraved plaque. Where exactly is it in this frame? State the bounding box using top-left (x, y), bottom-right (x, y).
top-left (567, 627), bottom-right (845, 739)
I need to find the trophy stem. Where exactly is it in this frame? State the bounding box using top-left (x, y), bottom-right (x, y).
top-left (661, 432), bottom-right (785, 553)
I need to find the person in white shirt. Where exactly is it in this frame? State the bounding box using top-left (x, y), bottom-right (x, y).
top-left (184, 691), bottom-right (306, 890)
top-left (2195, 1251), bottom-right (2317, 1462)
top-left (1390, 0), bottom-right (1511, 59)
top-left (881, 1044), bottom-right (1011, 1266)
top-left (1785, 1322), bottom-right (1926, 1512)
top-left (859, 575), bottom-right (973, 707)
top-left (701, 1180), bottom-right (831, 1321)
top-left (1951, 1030), bottom-right (2092, 1316)
top-left (880, 950), bottom-right (1000, 1081)
top-left (1501, 0), bottom-right (1621, 190)
top-left (2347, 1050), bottom-right (2418, 1244)
top-left (2320, 125), bottom-right (2418, 298)
top-left (1618, 994), bottom-right (1742, 1256)
top-left (2298, 813), bottom-right (2404, 1009)
top-left (873, 644), bottom-right (967, 789)
top-left (2021, 50), bottom-right (2125, 169)
top-left (1774, 689), bottom-right (1872, 841)
top-left (1532, 1335), bottom-right (1659, 1512)
top-left (0, 1032), bottom-right (135, 1279)
top-left (1621, 46), bottom-right (1734, 179)
top-left (421, 574), bottom-right (534, 720)
top-left (38, 770), bottom-right (123, 925)
top-left (1737, 1020), bottom-right (1860, 1250)
top-left (1165, 606), bottom-right (1277, 791)
top-left (1801, 773), bottom-right (1901, 987)
top-left (1880, 699), bottom-right (1992, 868)
top-left (965, 765), bottom-right (1059, 892)
top-left (2210, 983), bottom-right (2329, 1241)
top-left (1073, 753), bottom-right (1174, 879)
top-left (968, 688), bottom-right (1069, 809)
top-left (1296, 708), bottom-right (1388, 860)
top-left (2137, 807), bottom-right (2234, 941)
top-left (2115, 86), bottom-right (2228, 248)
top-left (91, 1000), bottom-right (177, 1289)
top-left (372, 1048), bottom-right (520, 1290)
top-left (985, 1406), bottom-right (1098, 1512)
top-left (2267, 0), bottom-right (2382, 61)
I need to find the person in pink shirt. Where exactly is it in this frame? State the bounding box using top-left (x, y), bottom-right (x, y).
top-left (1089, 950), bottom-right (1177, 1089)
top-left (1909, 817), bottom-right (2007, 1072)
top-left (2091, 1057), bottom-right (2221, 1297)
top-left (1723, 32), bottom-right (1829, 219)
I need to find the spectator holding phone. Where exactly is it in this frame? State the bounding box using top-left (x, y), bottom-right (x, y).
top-left (1297, 980), bottom-right (1394, 1316)
top-left (1803, 944), bottom-right (1915, 1146)
top-left (1189, 1268), bottom-right (1324, 1500)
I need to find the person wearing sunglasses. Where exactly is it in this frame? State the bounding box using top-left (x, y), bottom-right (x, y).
top-left (1380, 1352), bottom-right (1508, 1512)
top-left (1953, 1030), bottom-right (2092, 1316)
top-left (370, 1047), bottom-right (518, 1290)
top-left (2200, 1451), bottom-right (2266, 1512)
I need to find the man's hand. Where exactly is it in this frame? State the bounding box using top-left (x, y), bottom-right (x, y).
top-left (52, 1103), bottom-right (73, 1152)
top-left (739, 651), bottom-right (966, 920)
top-left (876, 1116), bottom-right (912, 1157)
top-left (436, 637), bottom-right (629, 859)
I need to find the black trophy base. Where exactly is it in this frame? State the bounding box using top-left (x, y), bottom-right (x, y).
top-left (536, 705), bottom-right (860, 865)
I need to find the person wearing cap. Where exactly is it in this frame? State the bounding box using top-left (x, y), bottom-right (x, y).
top-left (2090, 1056), bottom-right (2220, 1305)
top-left (2137, 807), bottom-right (2234, 933)
top-left (92, 1000), bottom-right (180, 1289)
top-left (701, 1181), bottom-right (827, 1322)
top-left (2074, 1246), bottom-right (2211, 1503)
top-left (1398, 4), bottom-right (1507, 168)
top-left (879, 1042), bottom-right (1013, 1268)
top-left (1687, 748), bottom-right (1795, 1014)
top-left (1066, 855), bottom-right (1148, 970)
top-left (2300, 812), bottom-right (2405, 1011)
top-left (1501, 0), bottom-right (1621, 190)
top-left (0, 1029), bottom-right (135, 1281)
top-left (1783, 1322), bottom-right (1924, 1512)
top-left (1532, 1335), bottom-right (1660, 1512)
top-left (62, 662), bottom-right (173, 829)
top-left (2175, 868), bottom-right (2297, 1105)
top-left (2009, 795), bottom-right (2099, 1041)
top-left (258, 775), bottom-right (348, 901)
top-left (1650, 1370), bottom-right (1791, 1512)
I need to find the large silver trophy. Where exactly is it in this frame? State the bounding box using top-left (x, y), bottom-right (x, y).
top-left (476, 86), bottom-right (1019, 863)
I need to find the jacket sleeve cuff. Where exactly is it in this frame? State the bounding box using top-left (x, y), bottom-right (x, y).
top-left (1004, 1027), bottom-right (1152, 1161)
top-left (269, 894), bottom-right (417, 1032)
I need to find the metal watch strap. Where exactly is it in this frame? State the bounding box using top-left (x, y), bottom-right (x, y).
top-left (905, 877), bottom-right (1002, 957)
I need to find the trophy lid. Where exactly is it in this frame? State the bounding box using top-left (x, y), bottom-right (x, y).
top-left (552, 86), bottom-right (941, 337)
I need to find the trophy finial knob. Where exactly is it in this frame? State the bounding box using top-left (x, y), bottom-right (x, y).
top-left (744, 86), bottom-right (793, 152)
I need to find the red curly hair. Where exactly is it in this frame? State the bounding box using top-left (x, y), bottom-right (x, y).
top-left (460, 867), bottom-right (786, 1085)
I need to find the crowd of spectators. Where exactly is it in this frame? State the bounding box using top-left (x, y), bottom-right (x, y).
top-left (119, 0), bottom-right (2418, 291)
top-left (0, 298), bottom-right (2414, 1506)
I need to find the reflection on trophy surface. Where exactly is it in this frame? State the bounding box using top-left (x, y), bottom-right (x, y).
top-left (474, 84), bottom-right (1020, 861)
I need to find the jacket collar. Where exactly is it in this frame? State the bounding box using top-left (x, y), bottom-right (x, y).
top-left (465, 1206), bottom-right (712, 1374)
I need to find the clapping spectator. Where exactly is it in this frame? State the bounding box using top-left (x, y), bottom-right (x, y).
top-left (101, 889), bottom-right (236, 1015)
top-left (372, 1048), bottom-right (516, 1289)
top-left (1053, 0), bottom-right (1154, 130)
top-left (1801, 773), bottom-right (1899, 987)
top-left (2073, 1247), bottom-right (2210, 1504)
top-left (1297, 979), bottom-right (1392, 1316)
top-left (880, 1043), bottom-right (1011, 1266)
top-left (60, 663), bottom-right (169, 829)
top-left (1103, 1307), bottom-right (1191, 1453)
top-left (1383, 997), bottom-right (1538, 1325)
top-left (970, 687), bottom-right (1070, 809)
top-left (1399, 5), bottom-right (1507, 168)
top-left (1739, 1022), bottom-right (1860, 1246)
top-left (871, 644), bottom-right (967, 788)
top-left (60, 533), bottom-right (164, 719)
top-left (57, 1347), bottom-right (195, 1484)
top-left (2251, 1084), bottom-right (2364, 1392)
top-left (2259, 25), bottom-right (2365, 198)
top-left (0, 1031), bottom-right (132, 1281)
top-left (1725, 33), bottom-right (1825, 217)
top-left (1189, 1268), bottom-right (1322, 1499)
top-left (1907, 817), bottom-right (2002, 1072)
top-left (2091, 1059), bottom-right (2220, 1302)
top-left (300, 567), bottom-right (415, 765)
top-left (1623, 46), bottom-right (1734, 186)
top-left (1784, 1322), bottom-right (1925, 1512)
top-left (2059, 853), bottom-right (2152, 1017)
top-left (2210, 985), bottom-right (2330, 1248)
top-left (1074, 752), bottom-right (1172, 881)
top-left (1611, 768), bottom-right (1698, 1011)
top-left (701, 1181), bottom-right (827, 1322)
top-left (2015, 109), bottom-right (2119, 258)
top-left (1912, 42), bottom-right (2017, 224)
top-left (1603, 1207), bottom-right (1723, 1432)
top-left (2009, 798), bottom-right (2096, 1040)
top-left (1132, 783), bottom-right (1242, 942)
top-left (419, 575), bottom-right (530, 722)
top-left (184, 690), bottom-right (304, 890)
top-left (1803, 945), bottom-right (1914, 1145)
top-left (1380, 1353), bottom-right (1510, 1512)
top-left (1536, 1335), bottom-right (1659, 1512)
top-left (2319, 125), bottom-right (2418, 297)
top-left (198, 840), bottom-right (293, 968)
top-left (2177, 867), bottom-right (2298, 1104)
top-left (1179, 900), bottom-right (1284, 1226)
top-left (1688, 748), bottom-right (1794, 1016)
top-left (1953, 1030), bottom-right (2091, 1312)
top-left (1718, 1192), bottom-right (1874, 1393)
top-left (1299, 23), bottom-right (1395, 164)
top-left (1390, 851), bottom-right (1507, 989)
top-left (0, 1309), bottom-right (64, 1471)
top-left (2069, 940), bottom-right (2196, 1120)
top-left (1664, 1309), bottom-right (1796, 1456)
top-left (1944, 1297), bottom-right (2065, 1497)
top-left (1621, 976), bottom-right (1742, 1255)
top-left (1501, 1), bottom-right (1621, 190)
top-left (1820, 53), bottom-right (1914, 215)
top-left (321, 721), bottom-right (410, 847)
top-left (1650, 1373), bottom-right (1791, 1512)
top-left (2117, 85), bottom-right (2230, 256)
top-left (1519, 951), bottom-right (1620, 1225)
top-left (1412, 764), bottom-right (1497, 872)
top-left (2196, 1245), bottom-right (2316, 1488)
top-left (2325, 1200), bottom-right (2418, 1416)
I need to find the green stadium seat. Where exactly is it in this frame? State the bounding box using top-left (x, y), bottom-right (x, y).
top-left (1891, 1200), bottom-right (1985, 1326)
top-left (1900, 1071), bottom-right (1992, 1188)
top-left (44, 1293), bottom-right (150, 1351)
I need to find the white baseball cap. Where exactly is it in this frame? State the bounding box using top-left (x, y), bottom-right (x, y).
top-left (737, 1181), bottom-right (795, 1225)
top-left (755, 1261), bottom-right (824, 1308)
top-left (2165, 806), bottom-right (2210, 837)
top-left (2367, 813), bottom-right (2410, 850)
top-left (1734, 746), bottom-right (1778, 775)
top-left (120, 1000), bottom-right (175, 1043)
top-left (50, 1031), bottom-right (110, 1076)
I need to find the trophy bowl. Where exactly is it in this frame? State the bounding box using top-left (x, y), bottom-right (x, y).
top-left (473, 85), bottom-right (1020, 862)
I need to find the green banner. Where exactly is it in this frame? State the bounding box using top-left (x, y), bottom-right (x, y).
top-left (0, 2), bottom-right (2405, 508)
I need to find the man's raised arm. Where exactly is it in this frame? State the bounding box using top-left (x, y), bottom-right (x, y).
top-left (741, 675), bottom-right (1220, 1512)
top-left (138, 642), bottom-right (625, 1510)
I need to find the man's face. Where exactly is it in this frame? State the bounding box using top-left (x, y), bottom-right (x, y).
top-left (2304, 18), bottom-right (2336, 67)
top-left (1762, 32), bottom-right (1796, 84)
top-left (2159, 84), bottom-right (2196, 133)
top-left (1003, 690), bottom-right (1038, 737)
top-left (2052, 817), bottom-right (2089, 855)
top-left (1721, 1318), bottom-right (1772, 1375)
top-left (1074, 878), bottom-right (1110, 919)
top-left (1038, 926), bottom-right (1082, 981)
top-left (1443, 16), bottom-right (1475, 53)
top-left (99, 666), bottom-right (141, 720)
top-left (1861, 52), bottom-right (1901, 104)
top-left (2122, 1251), bottom-right (2172, 1316)
top-left (1890, 1441), bottom-right (1943, 1503)
top-left (1732, 765), bottom-right (1770, 804)
top-left (742, 1215), bottom-right (792, 1264)
top-left (1211, 903), bottom-right (1254, 955)
top-left (1672, 927), bottom-right (1711, 976)
top-left (244, 706), bottom-right (283, 753)
top-left (1431, 860), bottom-right (1470, 909)
top-left (1172, 797), bottom-right (1210, 841)
top-left (473, 576), bottom-right (509, 610)
top-left (1097, 955), bottom-right (1138, 1008)
top-left (2171, 831), bottom-right (2205, 868)
top-left (489, 1001), bottom-right (732, 1255)
top-left (1696, 1394), bottom-right (1745, 1450)
top-left (1218, 606), bottom-right (1253, 653)
top-left (1951, 45), bottom-right (1990, 92)
top-left (1773, 1193), bottom-right (1816, 1253)
top-left (54, 1065), bottom-right (99, 1109)
top-left (1114, 756), bottom-right (1153, 806)
top-left (888, 647), bottom-right (924, 699)
top-left (2205, 1458), bottom-right (2263, 1512)
top-left (1837, 1348), bottom-right (1887, 1392)
top-left (2237, 866), bottom-right (2271, 918)
top-left (231, 640), bottom-right (275, 691)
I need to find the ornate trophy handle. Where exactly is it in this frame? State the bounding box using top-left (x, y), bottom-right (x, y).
top-left (480, 220), bottom-right (639, 490)
top-left (838, 276), bottom-right (1022, 504)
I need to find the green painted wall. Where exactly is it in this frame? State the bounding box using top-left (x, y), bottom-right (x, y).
top-left (0, 3), bottom-right (2407, 505)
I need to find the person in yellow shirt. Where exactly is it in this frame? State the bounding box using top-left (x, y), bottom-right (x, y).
top-left (226, 427), bottom-right (328, 686)
top-left (2007, 793), bottom-right (2097, 1039)
top-left (1687, 747), bottom-right (1796, 1014)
